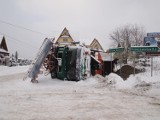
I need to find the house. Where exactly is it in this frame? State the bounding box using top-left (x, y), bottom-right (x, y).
top-left (0, 36), bottom-right (10, 65)
top-left (144, 33), bottom-right (160, 56)
top-left (0, 36), bottom-right (9, 56)
top-left (55, 27), bottom-right (76, 46)
top-left (90, 38), bottom-right (104, 52)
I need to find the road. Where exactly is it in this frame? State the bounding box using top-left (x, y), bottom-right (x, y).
top-left (0, 72), bottom-right (160, 120)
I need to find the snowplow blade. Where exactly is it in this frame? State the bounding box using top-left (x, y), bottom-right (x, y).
top-left (23, 38), bottom-right (54, 80)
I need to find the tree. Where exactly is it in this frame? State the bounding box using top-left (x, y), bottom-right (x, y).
top-left (109, 24), bottom-right (146, 63)
top-left (15, 51), bottom-right (18, 61)
top-left (130, 24), bottom-right (146, 46)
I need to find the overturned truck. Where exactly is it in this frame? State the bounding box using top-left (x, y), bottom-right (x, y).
top-left (50, 46), bottom-right (91, 81)
top-left (24, 38), bottom-right (117, 83)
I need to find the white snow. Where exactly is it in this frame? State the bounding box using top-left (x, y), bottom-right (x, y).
top-left (0, 65), bottom-right (29, 76)
top-left (0, 57), bottom-right (160, 120)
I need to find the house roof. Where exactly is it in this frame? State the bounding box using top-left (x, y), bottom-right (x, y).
top-left (56, 27), bottom-right (74, 44)
top-left (90, 38), bottom-right (104, 52)
top-left (0, 36), bottom-right (8, 51)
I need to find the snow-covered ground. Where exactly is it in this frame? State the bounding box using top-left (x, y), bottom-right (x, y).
top-left (0, 57), bottom-right (160, 120)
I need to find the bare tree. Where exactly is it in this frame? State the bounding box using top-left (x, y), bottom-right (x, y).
top-left (109, 24), bottom-right (146, 63)
top-left (110, 28), bottom-right (122, 46)
top-left (121, 25), bottom-right (132, 63)
top-left (110, 24), bottom-right (146, 47)
top-left (130, 24), bottom-right (146, 46)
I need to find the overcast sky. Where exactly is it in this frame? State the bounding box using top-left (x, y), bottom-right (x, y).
top-left (0, 0), bottom-right (160, 59)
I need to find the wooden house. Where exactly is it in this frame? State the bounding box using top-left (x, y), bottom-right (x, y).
top-left (90, 38), bottom-right (104, 52)
top-left (0, 36), bottom-right (9, 65)
top-left (0, 36), bottom-right (9, 56)
top-left (55, 28), bottom-right (75, 46)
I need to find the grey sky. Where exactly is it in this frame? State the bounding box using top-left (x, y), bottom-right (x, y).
top-left (0, 0), bottom-right (160, 58)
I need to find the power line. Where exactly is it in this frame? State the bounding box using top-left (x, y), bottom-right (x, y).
top-left (0, 19), bottom-right (50, 36)
top-left (0, 31), bottom-right (39, 51)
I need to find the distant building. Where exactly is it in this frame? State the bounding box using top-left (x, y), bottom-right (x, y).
top-left (55, 27), bottom-right (76, 46)
top-left (145, 32), bottom-right (160, 47)
top-left (90, 38), bottom-right (104, 52)
top-left (0, 36), bottom-right (9, 56)
top-left (144, 32), bottom-right (160, 56)
top-left (0, 36), bottom-right (10, 65)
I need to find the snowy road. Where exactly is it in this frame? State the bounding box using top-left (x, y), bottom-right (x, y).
top-left (0, 66), bottom-right (160, 120)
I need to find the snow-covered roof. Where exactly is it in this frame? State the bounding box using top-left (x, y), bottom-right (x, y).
top-left (0, 48), bottom-right (9, 53)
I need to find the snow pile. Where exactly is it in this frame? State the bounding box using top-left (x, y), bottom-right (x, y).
top-left (103, 73), bottom-right (139, 89)
top-left (105, 56), bottom-right (160, 89)
top-left (105, 71), bottom-right (160, 90)
top-left (78, 65), bottom-right (160, 90)
top-left (76, 73), bottom-right (140, 89)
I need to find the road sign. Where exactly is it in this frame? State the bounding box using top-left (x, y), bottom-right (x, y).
top-left (129, 46), bottom-right (158, 52)
top-left (108, 47), bottom-right (124, 53)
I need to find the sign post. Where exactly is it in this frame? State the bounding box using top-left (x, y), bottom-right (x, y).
top-left (110, 53), bottom-right (112, 74)
top-left (133, 52), bottom-right (136, 76)
top-left (129, 46), bottom-right (158, 77)
top-left (119, 52), bottom-right (122, 76)
top-left (151, 56), bottom-right (153, 77)
top-left (129, 46), bottom-right (158, 52)
top-left (108, 47), bottom-right (124, 53)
